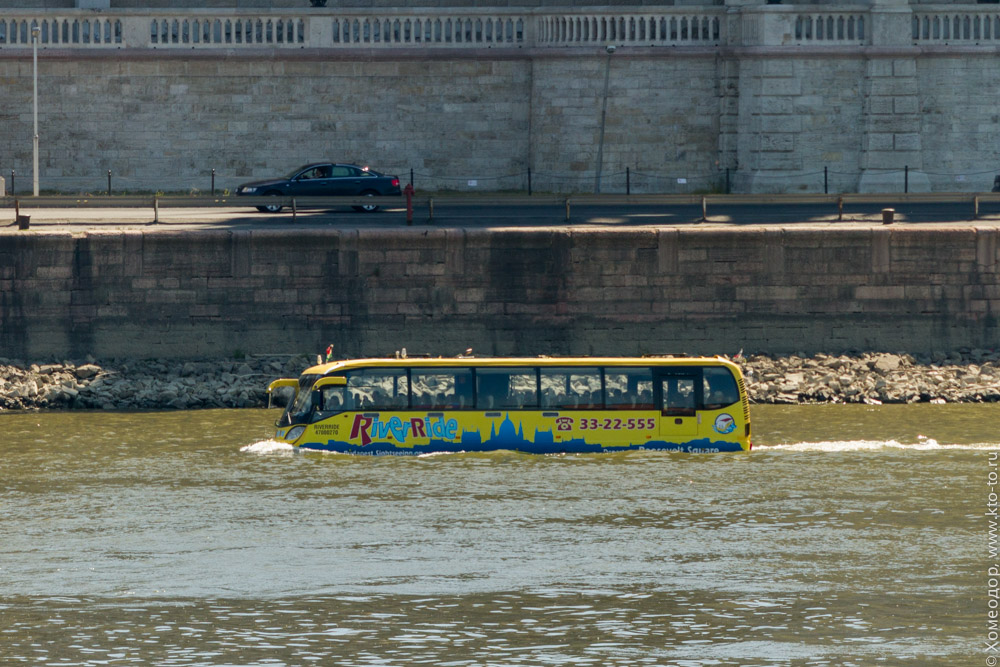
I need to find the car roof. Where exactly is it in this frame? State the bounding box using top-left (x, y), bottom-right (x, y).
top-left (298, 162), bottom-right (365, 169)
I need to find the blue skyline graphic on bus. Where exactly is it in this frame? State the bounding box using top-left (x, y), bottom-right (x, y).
top-left (299, 413), bottom-right (743, 455)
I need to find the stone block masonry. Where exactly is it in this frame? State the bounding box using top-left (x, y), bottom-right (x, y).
top-left (5, 5), bottom-right (1000, 194)
top-left (0, 226), bottom-right (997, 360)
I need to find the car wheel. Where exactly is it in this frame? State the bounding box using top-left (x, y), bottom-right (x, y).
top-left (353, 191), bottom-right (380, 213)
top-left (257, 191), bottom-right (284, 213)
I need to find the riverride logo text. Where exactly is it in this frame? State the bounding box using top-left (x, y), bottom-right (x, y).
top-left (350, 414), bottom-right (458, 446)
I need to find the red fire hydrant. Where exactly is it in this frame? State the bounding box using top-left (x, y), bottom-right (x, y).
top-left (403, 183), bottom-right (414, 226)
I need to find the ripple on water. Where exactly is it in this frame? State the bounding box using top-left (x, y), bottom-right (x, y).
top-left (239, 439), bottom-right (296, 455)
top-left (0, 406), bottom-right (986, 665)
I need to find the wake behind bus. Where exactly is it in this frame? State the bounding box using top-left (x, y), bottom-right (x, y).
top-left (267, 356), bottom-right (751, 455)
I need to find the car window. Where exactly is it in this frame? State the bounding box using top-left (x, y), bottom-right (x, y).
top-left (330, 165), bottom-right (353, 178)
top-left (297, 166), bottom-right (331, 180)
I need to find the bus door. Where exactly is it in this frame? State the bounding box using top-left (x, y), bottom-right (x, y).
top-left (658, 371), bottom-right (699, 438)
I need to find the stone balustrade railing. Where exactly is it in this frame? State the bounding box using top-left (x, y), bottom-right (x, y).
top-left (912, 8), bottom-right (1000, 43)
top-left (0, 6), bottom-right (997, 50)
top-left (740, 5), bottom-right (870, 46)
top-left (536, 12), bottom-right (724, 46)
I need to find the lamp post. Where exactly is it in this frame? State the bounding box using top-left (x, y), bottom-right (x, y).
top-left (594, 45), bottom-right (614, 194)
top-left (32, 24), bottom-right (39, 197)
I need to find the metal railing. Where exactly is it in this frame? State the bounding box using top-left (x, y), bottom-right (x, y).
top-left (6, 191), bottom-right (1000, 230)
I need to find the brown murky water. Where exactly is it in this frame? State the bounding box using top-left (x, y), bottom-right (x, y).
top-left (0, 405), bottom-right (990, 665)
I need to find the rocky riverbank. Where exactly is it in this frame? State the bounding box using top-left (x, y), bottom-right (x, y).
top-left (740, 350), bottom-right (1000, 404)
top-left (0, 355), bottom-right (315, 411)
top-left (1, 350), bottom-right (999, 411)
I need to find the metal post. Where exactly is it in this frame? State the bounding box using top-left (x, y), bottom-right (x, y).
top-left (211, 168), bottom-right (216, 196)
top-left (153, 196), bottom-right (159, 223)
top-left (626, 167), bottom-right (630, 195)
top-left (701, 196), bottom-right (707, 222)
top-left (404, 184), bottom-right (414, 225)
top-left (527, 167), bottom-right (532, 196)
top-left (974, 195), bottom-right (980, 220)
top-left (107, 169), bottom-right (111, 196)
top-left (10, 170), bottom-right (14, 196)
top-left (904, 165), bottom-right (909, 193)
top-left (594, 50), bottom-right (613, 193)
top-left (565, 198), bottom-right (571, 222)
top-left (824, 166), bottom-right (828, 194)
top-left (32, 26), bottom-right (39, 197)
top-left (725, 168), bottom-right (730, 195)
top-left (409, 168), bottom-right (414, 187)
top-left (838, 195), bottom-right (844, 221)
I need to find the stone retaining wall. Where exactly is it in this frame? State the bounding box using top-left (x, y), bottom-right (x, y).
top-left (0, 226), bottom-right (997, 360)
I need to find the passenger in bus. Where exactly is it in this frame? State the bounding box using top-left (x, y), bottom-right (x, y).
top-left (607, 388), bottom-right (622, 407)
top-left (322, 390), bottom-right (342, 411)
top-left (454, 374), bottom-right (473, 408)
top-left (542, 388), bottom-right (560, 408)
top-left (704, 373), bottom-right (737, 409)
top-left (665, 386), bottom-right (695, 414)
top-left (637, 389), bottom-right (653, 409)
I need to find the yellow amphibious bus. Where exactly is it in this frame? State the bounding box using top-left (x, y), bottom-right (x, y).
top-left (267, 356), bottom-right (751, 454)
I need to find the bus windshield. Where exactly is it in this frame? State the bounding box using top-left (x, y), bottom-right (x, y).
top-left (280, 374), bottom-right (320, 426)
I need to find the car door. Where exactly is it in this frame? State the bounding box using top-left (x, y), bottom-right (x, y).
top-left (326, 165), bottom-right (364, 196)
top-left (287, 165), bottom-right (332, 197)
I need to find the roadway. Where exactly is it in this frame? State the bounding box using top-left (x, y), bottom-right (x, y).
top-left (4, 195), bottom-right (1000, 232)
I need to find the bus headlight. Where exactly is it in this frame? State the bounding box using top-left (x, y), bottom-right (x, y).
top-left (284, 426), bottom-right (306, 442)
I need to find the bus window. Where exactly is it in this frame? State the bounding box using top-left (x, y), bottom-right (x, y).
top-left (412, 368), bottom-right (473, 409)
top-left (662, 376), bottom-right (696, 416)
top-left (346, 369), bottom-right (409, 410)
top-left (476, 368), bottom-right (537, 409)
top-left (311, 385), bottom-right (347, 422)
top-left (605, 368), bottom-right (653, 409)
top-left (539, 368), bottom-right (601, 409)
top-left (703, 367), bottom-right (740, 409)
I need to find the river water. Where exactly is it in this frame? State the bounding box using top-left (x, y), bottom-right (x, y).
top-left (0, 405), bottom-right (990, 665)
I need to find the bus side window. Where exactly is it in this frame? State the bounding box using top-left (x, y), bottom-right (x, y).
top-left (703, 367), bottom-right (740, 409)
top-left (477, 368), bottom-right (537, 409)
top-left (606, 369), bottom-right (653, 409)
top-left (322, 387), bottom-right (344, 411)
top-left (346, 369), bottom-right (409, 410)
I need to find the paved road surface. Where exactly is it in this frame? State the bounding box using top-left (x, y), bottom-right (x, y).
top-left (4, 199), bottom-right (1000, 232)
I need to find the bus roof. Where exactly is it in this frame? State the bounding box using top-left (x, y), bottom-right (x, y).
top-left (302, 355), bottom-right (741, 376)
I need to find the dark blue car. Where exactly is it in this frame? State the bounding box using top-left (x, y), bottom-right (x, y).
top-left (236, 162), bottom-right (401, 213)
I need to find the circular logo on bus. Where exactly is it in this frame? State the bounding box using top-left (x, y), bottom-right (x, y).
top-left (713, 413), bottom-right (736, 434)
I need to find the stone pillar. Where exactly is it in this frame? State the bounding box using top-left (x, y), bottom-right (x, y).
top-left (732, 4), bottom-right (826, 193)
top-left (858, 0), bottom-right (929, 192)
top-left (717, 0), bottom-right (753, 180)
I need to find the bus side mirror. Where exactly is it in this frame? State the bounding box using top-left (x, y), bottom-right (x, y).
top-left (267, 378), bottom-right (299, 409)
